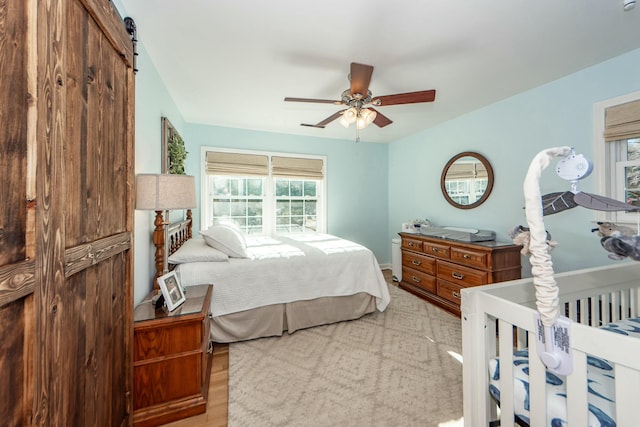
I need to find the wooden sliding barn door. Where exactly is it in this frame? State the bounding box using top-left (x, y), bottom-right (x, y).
top-left (0, 0), bottom-right (135, 425)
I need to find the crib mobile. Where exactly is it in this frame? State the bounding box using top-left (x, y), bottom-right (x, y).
top-left (515, 146), bottom-right (640, 376)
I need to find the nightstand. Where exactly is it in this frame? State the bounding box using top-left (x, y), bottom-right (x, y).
top-left (132, 284), bottom-right (213, 427)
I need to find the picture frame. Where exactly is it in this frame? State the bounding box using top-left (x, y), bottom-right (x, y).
top-left (161, 116), bottom-right (187, 175)
top-left (157, 271), bottom-right (186, 311)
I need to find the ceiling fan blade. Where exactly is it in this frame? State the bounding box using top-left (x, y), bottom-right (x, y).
top-left (369, 108), bottom-right (393, 128)
top-left (373, 90), bottom-right (436, 106)
top-left (300, 110), bottom-right (345, 128)
top-left (284, 97), bottom-right (343, 105)
top-left (349, 63), bottom-right (374, 97)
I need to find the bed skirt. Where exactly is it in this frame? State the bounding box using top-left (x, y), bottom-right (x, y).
top-left (210, 292), bottom-right (376, 343)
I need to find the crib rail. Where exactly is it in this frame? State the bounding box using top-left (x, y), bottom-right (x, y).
top-left (462, 262), bottom-right (640, 427)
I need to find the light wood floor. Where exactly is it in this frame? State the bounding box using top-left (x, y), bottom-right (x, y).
top-left (162, 344), bottom-right (229, 427)
top-left (161, 269), bottom-right (394, 427)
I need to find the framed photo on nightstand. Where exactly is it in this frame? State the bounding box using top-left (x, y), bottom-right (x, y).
top-left (157, 271), bottom-right (186, 311)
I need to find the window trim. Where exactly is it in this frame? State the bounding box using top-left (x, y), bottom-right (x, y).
top-left (594, 90), bottom-right (640, 224)
top-left (200, 146), bottom-right (327, 235)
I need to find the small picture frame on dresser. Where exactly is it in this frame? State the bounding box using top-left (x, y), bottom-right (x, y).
top-left (157, 271), bottom-right (186, 311)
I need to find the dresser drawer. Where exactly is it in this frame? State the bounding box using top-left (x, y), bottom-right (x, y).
top-left (134, 323), bottom-right (201, 361)
top-left (402, 267), bottom-right (436, 293)
top-left (402, 237), bottom-right (423, 252)
top-left (402, 251), bottom-right (436, 275)
top-left (423, 241), bottom-right (450, 259)
top-left (450, 247), bottom-right (488, 269)
top-left (437, 279), bottom-right (464, 305)
top-left (437, 260), bottom-right (488, 286)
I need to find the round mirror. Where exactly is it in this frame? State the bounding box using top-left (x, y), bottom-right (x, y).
top-left (441, 151), bottom-right (494, 209)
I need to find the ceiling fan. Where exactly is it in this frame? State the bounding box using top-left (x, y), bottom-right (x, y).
top-left (284, 62), bottom-right (436, 140)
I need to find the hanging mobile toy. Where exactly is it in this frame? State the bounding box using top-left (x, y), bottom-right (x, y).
top-left (540, 149), bottom-right (592, 215)
top-left (525, 147), bottom-right (640, 375)
top-left (542, 148), bottom-right (640, 216)
top-left (544, 148), bottom-right (640, 260)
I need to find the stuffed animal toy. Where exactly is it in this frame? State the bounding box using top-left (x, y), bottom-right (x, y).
top-left (591, 221), bottom-right (640, 260)
top-left (509, 225), bottom-right (557, 256)
top-left (600, 235), bottom-right (640, 261)
top-left (591, 221), bottom-right (636, 238)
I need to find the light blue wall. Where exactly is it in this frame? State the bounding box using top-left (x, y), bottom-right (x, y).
top-left (183, 124), bottom-right (389, 261)
top-left (389, 48), bottom-right (640, 277)
top-left (130, 40), bottom-right (187, 304)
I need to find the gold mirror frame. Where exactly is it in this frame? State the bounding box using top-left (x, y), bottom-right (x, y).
top-left (440, 151), bottom-right (494, 209)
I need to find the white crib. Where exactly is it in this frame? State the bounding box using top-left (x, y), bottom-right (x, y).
top-left (462, 262), bottom-right (640, 427)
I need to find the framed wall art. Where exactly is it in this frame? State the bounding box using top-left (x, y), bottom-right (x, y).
top-left (161, 116), bottom-right (188, 175)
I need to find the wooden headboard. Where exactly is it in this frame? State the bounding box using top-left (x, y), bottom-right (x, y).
top-left (153, 210), bottom-right (193, 288)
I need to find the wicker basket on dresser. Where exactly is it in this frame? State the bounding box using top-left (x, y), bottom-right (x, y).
top-left (399, 232), bottom-right (522, 316)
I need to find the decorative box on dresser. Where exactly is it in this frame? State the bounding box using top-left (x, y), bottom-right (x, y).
top-left (399, 233), bottom-right (522, 316)
top-left (133, 284), bottom-right (214, 427)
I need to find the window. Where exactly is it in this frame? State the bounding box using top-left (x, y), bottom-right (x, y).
top-left (201, 148), bottom-right (326, 235)
top-left (275, 178), bottom-right (318, 233)
top-left (444, 180), bottom-right (470, 205)
top-left (211, 176), bottom-right (265, 234)
top-left (444, 177), bottom-right (488, 205)
top-left (594, 92), bottom-right (640, 224)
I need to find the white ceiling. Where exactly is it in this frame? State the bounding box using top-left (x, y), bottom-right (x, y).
top-left (118, 0), bottom-right (640, 143)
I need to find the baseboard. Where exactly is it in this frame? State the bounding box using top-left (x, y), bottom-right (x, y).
top-left (380, 263), bottom-right (392, 271)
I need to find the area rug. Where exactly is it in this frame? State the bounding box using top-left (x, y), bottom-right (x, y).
top-left (228, 285), bottom-right (463, 427)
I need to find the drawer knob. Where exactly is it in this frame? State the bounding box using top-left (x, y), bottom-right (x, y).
top-left (411, 259), bottom-right (421, 266)
top-left (432, 248), bottom-right (439, 253)
top-left (452, 291), bottom-right (461, 299)
top-left (412, 276), bottom-right (421, 283)
top-left (452, 272), bottom-right (465, 280)
top-left (463, 254), bottom-right (471, 259)
top-left (408, 242), bottom-right (415, 247)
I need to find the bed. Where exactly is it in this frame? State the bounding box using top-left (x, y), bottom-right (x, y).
top-left (162, 219), bottom-right (390, 343)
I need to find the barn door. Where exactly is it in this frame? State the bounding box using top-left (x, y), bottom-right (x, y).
top-left (0, 0), bottom-right (36, 425)
top-left (0, 0), bottom-right (135, 425)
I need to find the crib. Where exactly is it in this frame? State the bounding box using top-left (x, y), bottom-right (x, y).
top-left (461, 261), bottom-right (640, 427)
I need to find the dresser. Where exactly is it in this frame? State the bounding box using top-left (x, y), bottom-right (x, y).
top-left (399, 233), bottom-right (522, 316)
top-left (133, 284), bottom-right (213, 427)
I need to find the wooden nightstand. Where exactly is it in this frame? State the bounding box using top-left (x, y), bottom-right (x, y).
top-left (132, 284), bottom-right (213, 427)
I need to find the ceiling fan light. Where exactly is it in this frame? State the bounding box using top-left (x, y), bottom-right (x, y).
top-left (340, 108), bottom-right (357, 128)
top-left (363, 108), bottom-right (376, 124)
top-left (356, 108), bottom-right (376, 129)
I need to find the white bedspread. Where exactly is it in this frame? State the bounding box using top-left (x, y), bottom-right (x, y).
top-left (175, 233), bottom-right (391, 317)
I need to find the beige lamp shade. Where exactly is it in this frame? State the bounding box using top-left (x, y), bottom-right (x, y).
top-left (136, 174), bottom-right (197, 210)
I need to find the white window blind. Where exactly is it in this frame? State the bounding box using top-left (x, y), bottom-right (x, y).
top-left (446, 162), bottom-right (488, 180)
top-left (271, 156), bottom-right (324, 179)
top-left (205, 151), bottom-right (269, 176)
top-left (604, 99), bottom-right (640, 142)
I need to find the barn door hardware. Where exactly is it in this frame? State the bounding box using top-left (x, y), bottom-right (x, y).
top-left (124, 17), bottom-right (138, 73)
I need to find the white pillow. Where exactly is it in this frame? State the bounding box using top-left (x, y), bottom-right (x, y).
top-left (200, 224), bottom-right (248, 258)
top-left (213, 219), bottom-right (243, 231)
top-left (167, 236), bottom-right (229, 264)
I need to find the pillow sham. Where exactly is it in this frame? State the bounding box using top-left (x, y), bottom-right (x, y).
top-left (200, 224), bottom-right (248, 258)
top-left (167, 236), bottom-right (229, 264)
